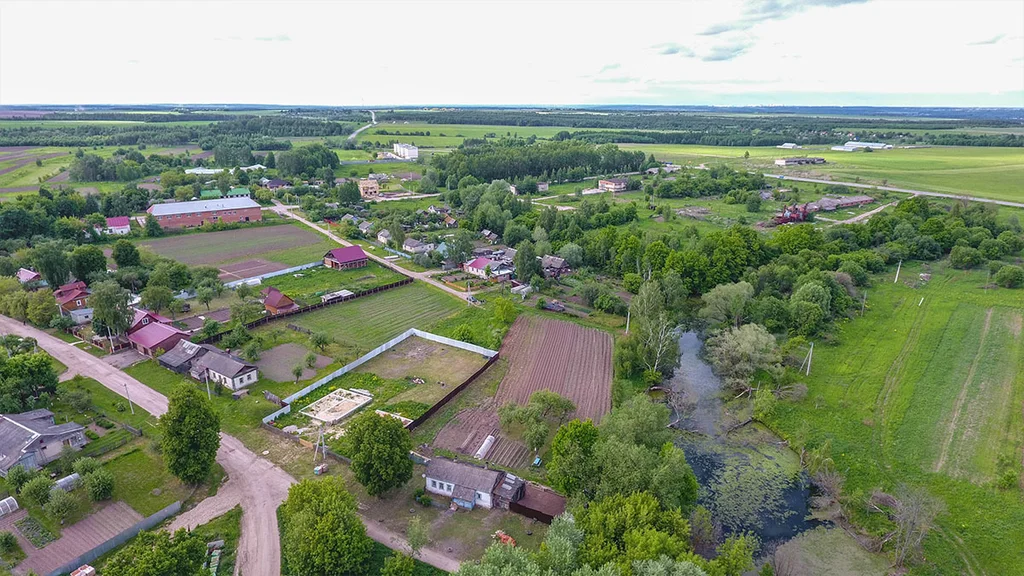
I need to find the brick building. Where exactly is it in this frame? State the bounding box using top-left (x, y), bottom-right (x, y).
top-left (146, 197), bottom-right (262, 229)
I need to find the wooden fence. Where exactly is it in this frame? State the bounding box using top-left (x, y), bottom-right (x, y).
top-left (195, 276), bottom-right (413, 345)
top-left (406, 353), bottom-right (499, 430)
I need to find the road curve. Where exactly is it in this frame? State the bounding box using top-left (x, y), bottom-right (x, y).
top-left (0, 316), bottom-right (294, 576)
top-left (347, 110), bottom-right (378, 141)
top-left (271, 204), bottom-right (471, 301)
top-left (763, 174), bottom-right (1024, 209)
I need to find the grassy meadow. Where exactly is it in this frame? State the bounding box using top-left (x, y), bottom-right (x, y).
top-left (618, 143), bottom-right (1024, 203)
top-left (766, 260), bottom-right (1024, 576)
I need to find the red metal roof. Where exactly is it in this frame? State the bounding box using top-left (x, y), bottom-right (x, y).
top-left (325, 246), bottom-right (367, 265)
top-left (466, 257), bottom-right (494, 270)
top-left (106, 216), bottom-right (131, 228)
top-left (127, 322), bottom-right (188, 349)
top-left (55, 289), bottom-right (89, 306)
top-left (260, 286), bottom-right (296, 309)
top-left (131, 309), bottom-right (171, 331)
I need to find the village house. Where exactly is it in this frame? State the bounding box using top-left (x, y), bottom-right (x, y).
top-left (464, 257), bottom-right (496, 279)
top-left (264, 179), bottom-right (290, 190)
top-left (16, 268), bottom-right (41, 284)
top-left (598, 178), bottom-right (628, 192)
top-left (54, 281), bottom-right (92, 322)
top-left (261, 286), bottom-right (300, 315)
top-left (537, 181), bottom-right (549, 192)
top-left (102, 216), bottom-right (132, 235)
top-left (0, 409), bottom-right (86, 477)
top-left (480, 229), bottom-right (499, 244)
top-left (443, 215), bottom-right (458, 228)
top-left (147, 197), bottom-right (262, 229)
top-left (358, 221), bottom-right (374, 235)
top-left (427, 205), bottom-right (450, 215)
top-left (127, 321), bottom-right (189, 357)
top-left (127, 308), bottom-right (171, 335)
top-left (423, 457), bottom-right (566, 522)
top-left (403, 238), bottom-right (434, 254)
top-left (377, 229), bottom-right (392, 244)
top-left (424, 458), bottom-right (502, 509)
top-left (189, 348), bottom-right (259, 390)
top-left (324, 246), bottom-right (368, 270)
top-left (358, 179), bottom-right (380, 198)
top-left (540, 255), bottom-right (571, 279)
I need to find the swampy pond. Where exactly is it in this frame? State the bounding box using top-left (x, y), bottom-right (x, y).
top-left (664, 332), bottom-right (820, 549)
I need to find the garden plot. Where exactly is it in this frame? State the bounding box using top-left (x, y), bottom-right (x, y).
top-left (138, 223), bottom-right (334, 268)
top-left (263, 262), bottom-right (405, 305)
top-left (496, 316), bottom-right (613, 422)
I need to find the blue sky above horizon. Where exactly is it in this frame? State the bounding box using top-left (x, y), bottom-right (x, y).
top-left (1, 0), bottom-right (1022, 108)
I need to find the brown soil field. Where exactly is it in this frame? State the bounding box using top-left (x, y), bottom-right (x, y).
top-left (496, 315), bottom-right (612, 422)
top-left (355, 336), bottom-right (488, 384)
top-left (139, 225), bottom-right (325, 267)
top-left (432, 400), bottom-right (531, 469)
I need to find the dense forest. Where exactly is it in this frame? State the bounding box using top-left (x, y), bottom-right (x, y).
top-left (379, 110), bottom-right (1024, 147)
top-left (431, 139), bottom-right (648, 184)
top-left (0, 117), bottom-right (353, 148)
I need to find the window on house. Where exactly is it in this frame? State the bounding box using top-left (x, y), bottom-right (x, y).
top-left (142, 318), bottom-right (149, 325)
top-left (75, 299), bottom-right (81, 306)
top-left (430, 480), bottom-right (437, 488)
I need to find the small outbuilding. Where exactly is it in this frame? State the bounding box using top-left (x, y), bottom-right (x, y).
top-left (261, 286), bottom-right (300, 315)
top-left (324, 246), bottom-right (368, 270)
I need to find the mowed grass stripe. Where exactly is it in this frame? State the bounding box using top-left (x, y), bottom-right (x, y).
top-left (288, 282), bottom-right (464, 352)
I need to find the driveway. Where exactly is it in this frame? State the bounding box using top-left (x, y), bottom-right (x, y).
top-left (104, 348), bottom-right (146, 369)
top-left (0, 317), bottom-right (293, 576)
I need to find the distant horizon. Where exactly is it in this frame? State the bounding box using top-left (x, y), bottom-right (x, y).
top-left (1, 103), bottom-right (1022, 112)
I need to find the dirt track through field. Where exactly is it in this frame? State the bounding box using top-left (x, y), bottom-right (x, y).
top-left (935, 308), bottom-right (993, 473)
top-left (496, 316), bottom-right (612, 422)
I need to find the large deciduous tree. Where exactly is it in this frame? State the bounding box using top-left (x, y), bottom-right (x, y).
top-left (548, 419), bottom-right (599, 497)
top-left (698, 281), bottom-right (754, 328)
top-left (111, 239), bottom-right (141, 268)
top-left (281, 476), bottom-right (373, 576)
top-left (161, 383), bottom-right (220, 484)
top-left (344, 411), bottom-right (413, 496)
top-left (32, 241), bottom-right (70, 288)
top-left (89, 280), bottom-right (134, 340)
top-left (704, 323), bottom-right (781, 394)
top-left (70, 245), bottom-right (107, 283)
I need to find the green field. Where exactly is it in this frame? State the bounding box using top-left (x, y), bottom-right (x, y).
top-left (270, 282), bottom-right (465, 355)
top-left (138, 222), bottom-right (338, 268)
top-left (104, 447), bottom-right (194, 516)
top-left (264, 261), bottom-right (406, 304)
top-left (359, 122), bottom-right (605, 148)
top-left (767, 261), bottom-right (1024, 576)
top-left (619, 143), bottom-right (1024, 203)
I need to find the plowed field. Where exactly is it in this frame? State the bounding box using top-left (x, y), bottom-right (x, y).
top-left (496, 316), bottom-right (612, 422)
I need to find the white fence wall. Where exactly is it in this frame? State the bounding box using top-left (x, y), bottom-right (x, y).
top-left (224, 261), bottom-right (323, 289)
top-left (262, 329), bottom-right (497, 424)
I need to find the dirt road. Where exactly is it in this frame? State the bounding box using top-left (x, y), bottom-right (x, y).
top-left (831, 202), bottom-right (896, 225)
top-left (0, 316), bottom-right (463, 574)
top-left (0, 316), bottom-right (293, 576)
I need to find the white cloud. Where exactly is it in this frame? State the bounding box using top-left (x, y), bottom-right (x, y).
top-left (0, 0), bottom-right (1021, 106)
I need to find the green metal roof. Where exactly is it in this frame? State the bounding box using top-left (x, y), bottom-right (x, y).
top-left (199, 189), bottom-right (222, 199)
top-left (227, 187), bottom-right (251, 197)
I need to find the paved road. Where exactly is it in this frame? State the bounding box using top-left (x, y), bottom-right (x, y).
top-left (348, 110), bottom-right (377, 141)
top-left (763, 174), bottom-right (1024, 209)
top-left (0, 316), bottom-right (294, 576)
top-left (271, 204), bottom-right (471, 301)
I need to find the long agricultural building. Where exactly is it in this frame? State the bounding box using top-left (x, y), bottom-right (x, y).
top-left (146, 197), bottom-right (262, 229)
top-left (774, 157), bottom-right (826, 166)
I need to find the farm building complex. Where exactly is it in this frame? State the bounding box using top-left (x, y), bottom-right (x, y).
top-left (147, 197), bottom-right (262, 229)
top-left (598, 178), bottom-right (628, 192)
top-left (774, 157), bottom-right (826, 166)
top-left (392, 143), bottom-right (419, 159)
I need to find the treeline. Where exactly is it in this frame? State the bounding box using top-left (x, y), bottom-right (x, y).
top-left (0, 117), bottom-right (350, 148)
top-left (431, 139), bottom-right (646, 184)
top-left (649, 166), bottom-right (766, 198)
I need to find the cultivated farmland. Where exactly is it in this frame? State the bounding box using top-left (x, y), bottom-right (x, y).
top-left (496, 315), bottom-right (613, 422)
top-left (138, 223), bottom-right (337, 269)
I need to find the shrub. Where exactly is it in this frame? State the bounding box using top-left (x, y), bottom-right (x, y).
top-left (44, 488), bottom-right (76, 521)
top-left (72, 457), bottom-right (100, 476)
top-left (85, 429), bottom-right (99, 440)
top-left (22, 476), bottom-right (54, 506)
top-left (0, 531), bottom-right (17, 554)
top-left (95, 418), bottom-right (115, 429)
top-left (950, 245), bottom-right (985, 269)
top-left (6, 465), bottom-right (34, 493)
top-left (994, 265), bottom-right (1024, 288)
top-left (86, 468), bottom-right (114, 501)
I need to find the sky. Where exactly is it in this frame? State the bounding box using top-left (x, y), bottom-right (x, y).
top-left (1, 0), bottom-right (1023, 107)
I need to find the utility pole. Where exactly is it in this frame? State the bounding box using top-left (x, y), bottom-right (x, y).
top-left (861, 291), bottom-right (867, 316)
top-left (204, 371), bottom-right (212, 401)
top-left (625, 310), bottom-right (631, 334)
top-left (123, 383), bottom-right (135, 415)
top-left (805, 342), bottom-right (814, 376)
top-left (894, 260), bottom-right (902, 284)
